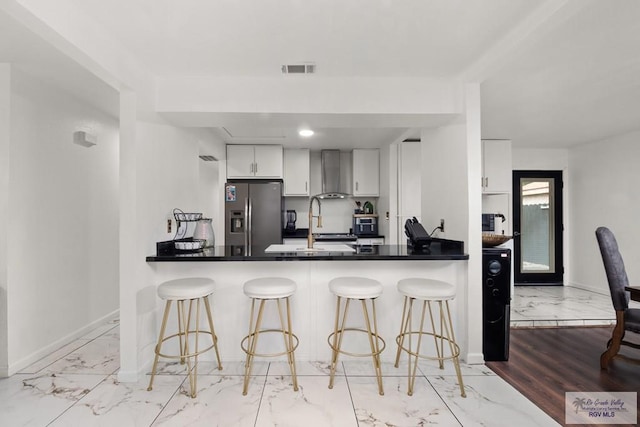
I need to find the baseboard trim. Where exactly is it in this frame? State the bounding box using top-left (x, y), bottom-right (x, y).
top-left (118, 357), bottom-right (153, 383)
top-left (465, 352), bottom-right (485, 365)
top-left (566, 281), bottom-right (610, 297)
top-left (7, 309), bottom-right (119, 376)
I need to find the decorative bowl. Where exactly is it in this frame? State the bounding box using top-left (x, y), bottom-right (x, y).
top-left (482, 233), bottom-right (512, 247)
top-left (174, 239), bottom-right (206, 251)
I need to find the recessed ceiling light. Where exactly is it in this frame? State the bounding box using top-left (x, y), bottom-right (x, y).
top-left (299, 129), bottom-right (314, 137)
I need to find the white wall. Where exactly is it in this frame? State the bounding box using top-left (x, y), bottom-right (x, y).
top-left (4, 68), bottom-right (119, 374)
top-left (119, 120), bottom-right (225, 380)
top-left (421, 124), bottom-right (470, 242)
top-left (198, 133), bottom-right (226, 245)
top-left (420, 119), bottom-right (481, 364)
top-left (0, 64), bottom-right (10, 374)
top-left (568, 131), bottom-right (640, 294)
top-left (512, 148), bottom-right (568, 170)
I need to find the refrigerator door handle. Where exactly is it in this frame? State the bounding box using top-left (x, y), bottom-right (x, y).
top-left (247, 197), bottom-right (253, 248)
top-left (244, 197), bottom-right (250, 249)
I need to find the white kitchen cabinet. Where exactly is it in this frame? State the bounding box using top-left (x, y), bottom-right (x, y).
top-left (481, 140), bottom-right (512, 194)
top-left (226, 145), bottom-right (283, 179)
top-left (283, 148), bottom-right (310, 196)
top-left (352, 149), bottom-right (379, 196)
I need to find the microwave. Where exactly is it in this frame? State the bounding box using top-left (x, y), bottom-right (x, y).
top-left (353, 215), bottom-right (378, 236)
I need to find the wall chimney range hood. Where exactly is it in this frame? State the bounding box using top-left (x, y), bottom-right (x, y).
top-left (317, 150), bottom-right (351, 199)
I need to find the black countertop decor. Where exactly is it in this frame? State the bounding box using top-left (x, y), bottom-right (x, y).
top-left (147, 238), bottom-right (468, 262)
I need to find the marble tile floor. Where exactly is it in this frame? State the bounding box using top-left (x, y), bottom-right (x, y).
top-left (510, 285), bottom-right (640, 328)
top-left (0, 320), bottom-right (561, 427)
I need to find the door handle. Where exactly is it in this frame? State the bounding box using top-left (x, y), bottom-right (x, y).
top-left (513, 231), bottom-right (521, 237)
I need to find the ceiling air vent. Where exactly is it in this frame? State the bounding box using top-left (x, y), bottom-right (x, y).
top-left (281, 63), bottom-right (316, 74)
top-left (199, 155), bottom-right (217, 161)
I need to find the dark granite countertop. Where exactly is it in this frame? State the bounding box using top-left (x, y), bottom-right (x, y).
top-left (147, 238), bottom-right (468, 262)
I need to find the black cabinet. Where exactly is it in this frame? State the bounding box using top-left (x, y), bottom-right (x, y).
top-left (482, 248), bottom-right (511, 361)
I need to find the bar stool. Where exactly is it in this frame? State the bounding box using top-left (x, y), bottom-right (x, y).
top-left (328, 277), bottom-right (385, 395)
top-left (394, 278), bottom-right (466, 397)
top-left (147, 277), bottom-right (222, 398)
top-left (241, 277), bottom-right (299, 395)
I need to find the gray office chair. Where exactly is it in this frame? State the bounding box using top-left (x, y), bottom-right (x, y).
top-left (595, 226), bottom-right (640, 368)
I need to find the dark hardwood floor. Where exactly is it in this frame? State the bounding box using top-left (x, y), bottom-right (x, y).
top-left (487, 326), bottom-right (640, 426)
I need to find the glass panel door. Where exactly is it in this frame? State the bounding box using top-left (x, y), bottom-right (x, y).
top-left (513, 171), bottom-right (563, 284)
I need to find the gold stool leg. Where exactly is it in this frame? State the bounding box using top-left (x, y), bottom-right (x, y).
top-left (394, 296), bottom-right (410, 368)
top-left (329, 297), bottom-right (350, 389)
top-left (407, 300), bottom-right (427, 396)
top-left (427, 301), bottom-right (444, 369)
top-left (243, 299), bottom-right (266, 395)
top-left (203, 295), bottom-right (223, 370)
top-left (148, 300), bottom-right (172, 391)
top-left (190, 298), bottom-right (201, 398)
top-left (276, 297), bottom-right (298, 391)
top-left (442, 300), bottom-right (466, 397)
top-left (179, 300), bottom-right (196, 398)
top-left (362, 298), bottom-right (384, 396)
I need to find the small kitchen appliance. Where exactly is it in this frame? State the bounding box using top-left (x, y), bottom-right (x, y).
top-left (353, 214), bottom-right (378, 236)
top-left (404, 217), bottom-right (431, 251)
top-left (193, 218), bottom-right (215, 247)
top-left (482, 213), bottom-right (506, 235)
top-left (285, 210), bottom-right (297, 231)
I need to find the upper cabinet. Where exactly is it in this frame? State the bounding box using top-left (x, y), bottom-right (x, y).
top-left (283, 148), bottom-right (310, 196)
top-left (226, 145), bottom-right (283, 179)
top-left (352, 148), bottom-right (379, 197)
top-left (481, 140), bottom-right (512, 194)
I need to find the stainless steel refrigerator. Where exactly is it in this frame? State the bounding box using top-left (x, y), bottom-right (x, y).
top-left (225, 181), bottom-right (283, 254)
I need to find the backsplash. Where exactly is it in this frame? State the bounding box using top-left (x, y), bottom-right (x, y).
top-left (284, 197), bottom-right (377, 233)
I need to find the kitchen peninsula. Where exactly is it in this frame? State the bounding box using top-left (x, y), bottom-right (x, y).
top-left (143, 240), bottom-right (470, 374)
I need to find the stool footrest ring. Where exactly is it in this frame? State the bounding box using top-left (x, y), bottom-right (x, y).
top-left (154, 330), bottom-right (219, 360)
top-left (241, 329), bottom-right (299, 358)
top-left (395, 331), bottom-right (460, 361)
top-left (328, 328), bottom-right (386, 358)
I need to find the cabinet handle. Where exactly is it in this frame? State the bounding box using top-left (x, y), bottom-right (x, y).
top-left (254, 162), bottom-right (258, 174)
top-left (250, 163), bottom-right (254, 174)
top-left (305, 182), bottom-right (308, 192)
top-left (485, 177), bottom-right (489, 188)
top-left (356, 182), bottom-right (359, 191)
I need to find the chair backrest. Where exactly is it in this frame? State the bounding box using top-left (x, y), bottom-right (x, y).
top-left (595, 227), bottom-right (629, 311)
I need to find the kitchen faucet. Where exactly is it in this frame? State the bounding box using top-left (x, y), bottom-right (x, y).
top-left (307, 195), bottom-right (323, 248)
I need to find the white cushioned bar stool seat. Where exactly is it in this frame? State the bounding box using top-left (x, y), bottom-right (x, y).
top-left (329, 277), bottom-right (383, 299)
top-left (241, 277), bottom-right (299, 395)
top-left (243, 277), bottom-right (296, 299)
top-left (327, 277), bottom-right (385, 395)
top-left (397, 278), bottom-right (456, 301)
top-left (148, 277), bottom-right (222, 398)
top-left (158, 277), bottom-right (217, 300)
top-left (394, 277), bottom-right (465, 397)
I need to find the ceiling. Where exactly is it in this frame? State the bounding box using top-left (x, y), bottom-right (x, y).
top-left (2, 0), bottom-right (639, 149)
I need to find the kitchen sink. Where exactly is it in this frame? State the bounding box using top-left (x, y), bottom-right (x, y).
top-left (265, 244), bottom-right (355, 253)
